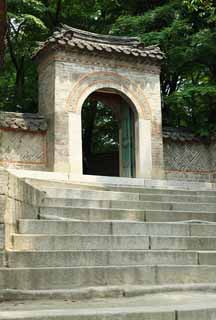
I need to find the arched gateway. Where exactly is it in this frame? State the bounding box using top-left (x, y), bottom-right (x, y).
top-left (34, 25), bottom-right (165, 179)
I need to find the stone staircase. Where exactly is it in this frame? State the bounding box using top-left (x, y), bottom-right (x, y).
top-left (2, 179), bottom-right (216, 318)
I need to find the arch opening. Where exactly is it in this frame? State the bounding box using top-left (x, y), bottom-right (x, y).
top-left (81, 88), bottom-right (137, 177)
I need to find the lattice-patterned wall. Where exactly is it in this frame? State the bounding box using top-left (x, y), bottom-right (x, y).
top-left (164, 139), bottom-right (216, 181)
top-left (164, 141), bottom-right (211, 171)
top-left (210, 141), bottom-right (216, 169)
top-left (0, 129), bottom-right (47, 169)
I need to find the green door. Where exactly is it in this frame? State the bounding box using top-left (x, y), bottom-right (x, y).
top-left (120, 105), bottom-right (135, 177)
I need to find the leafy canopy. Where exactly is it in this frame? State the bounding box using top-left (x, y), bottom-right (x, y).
top-left (1, 0), bottom-right (216, 136)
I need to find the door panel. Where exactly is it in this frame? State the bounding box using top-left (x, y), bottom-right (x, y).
top-left (120, 105), bottom-right (135, 177)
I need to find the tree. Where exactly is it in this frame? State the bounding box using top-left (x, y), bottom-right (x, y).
top-left (1, 0), bottom-right (216, 136)
top-left (0, 0), bottom-right (7, 68)
top-left (112, 0), bottom-right (216, 135)
top-left (1, 0), bottom-right (117, 112)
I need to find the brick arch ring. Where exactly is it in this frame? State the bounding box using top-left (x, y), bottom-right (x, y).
top-left (65, 71), bottom-right (152, 120)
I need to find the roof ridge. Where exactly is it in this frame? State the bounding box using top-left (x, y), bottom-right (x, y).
top-left (33, 25), bottom-right (164, 62)
top-left (60, 24), bottom-right (140, 46)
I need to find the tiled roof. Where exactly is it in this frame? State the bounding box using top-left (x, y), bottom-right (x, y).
top-left (0, 112), bottom-right (48, 131)
top-left (34, 25), bottom-right (164, 62)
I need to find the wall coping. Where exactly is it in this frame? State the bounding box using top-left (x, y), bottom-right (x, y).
top-left (0, 112), bottom-right (48, 132)
top-left (163, 127), bottom-right (214, 143)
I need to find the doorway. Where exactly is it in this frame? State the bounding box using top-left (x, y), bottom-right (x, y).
top-left (81, 89), bottom-right (136, 177)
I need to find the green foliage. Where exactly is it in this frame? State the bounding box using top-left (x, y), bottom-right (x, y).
top-left (1, 0), bottom-right (216, 136)
top-left (0, 0), bottom-right (49, 111)
top-left (82, 100), bottom-right (119, 154)
top-left (112, 0), bottom-right (216, 136)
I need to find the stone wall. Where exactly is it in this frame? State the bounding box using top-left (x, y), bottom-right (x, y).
top-left (0, 112), bottom-right (215, 182)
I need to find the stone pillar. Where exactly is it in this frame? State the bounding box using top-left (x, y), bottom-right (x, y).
top-left (136, 119), bottom-right (152, 178)
top-left (68, 112), bottom-right (83, 175)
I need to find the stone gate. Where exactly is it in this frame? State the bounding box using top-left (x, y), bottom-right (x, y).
top-left (35, 25), bottom-right (164, 179)
top-left (0, 25), bottom-right (215, 182)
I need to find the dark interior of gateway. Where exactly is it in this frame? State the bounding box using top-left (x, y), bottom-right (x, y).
top-left (81, 90), bottom-right (135, 177)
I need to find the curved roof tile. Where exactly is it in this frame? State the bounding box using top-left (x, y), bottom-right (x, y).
top-left (34, 25), bottom-right (164, 62)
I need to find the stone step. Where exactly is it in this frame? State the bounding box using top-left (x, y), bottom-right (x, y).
top-left (107, 186), bottom-right (216, 197)
top-left (7, 250), bottom-right (205, 267)
top-left (40, 207), bottom-right (145, 221)
top-left (12, 234), bottom-right (149, 251)
top-left (12, 234), bottom-right (216, 251)
top-left (43, 187), bottom-right (216, 203)
top-left (44, 188), bottom-right (140, 201)
top-left (150, 236), bottom-right (216, 250)
top-left (0, 307), bottom-right (176, 320)
top-left (0, 224), bottom-right (4, 249)
top-left (2, 292), bottom-right (216, 320)
top-left (0, 252), bottom-right (4, 267)
top-left (18, 219), bottom-right (216, 237)
top-left (1, 265), bottom-right (216, 290)
top-left (140, 194), bottom-right (216, 203)
top-left (41, 198), bottom-right (216, 212)
top-left (33, 179), bottom-right (216, 195)
top-left (145, 210), bottom-right (216, 222)
top-left (1, 283), bottom-right (216, 302)
top-left (39, 206), bottom-right (216, 222)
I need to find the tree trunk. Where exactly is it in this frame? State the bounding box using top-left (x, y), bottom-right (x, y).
top-left (14, 58), bottom-right (25, 108)
top-left (0, 0), bottom-right (7, 69)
